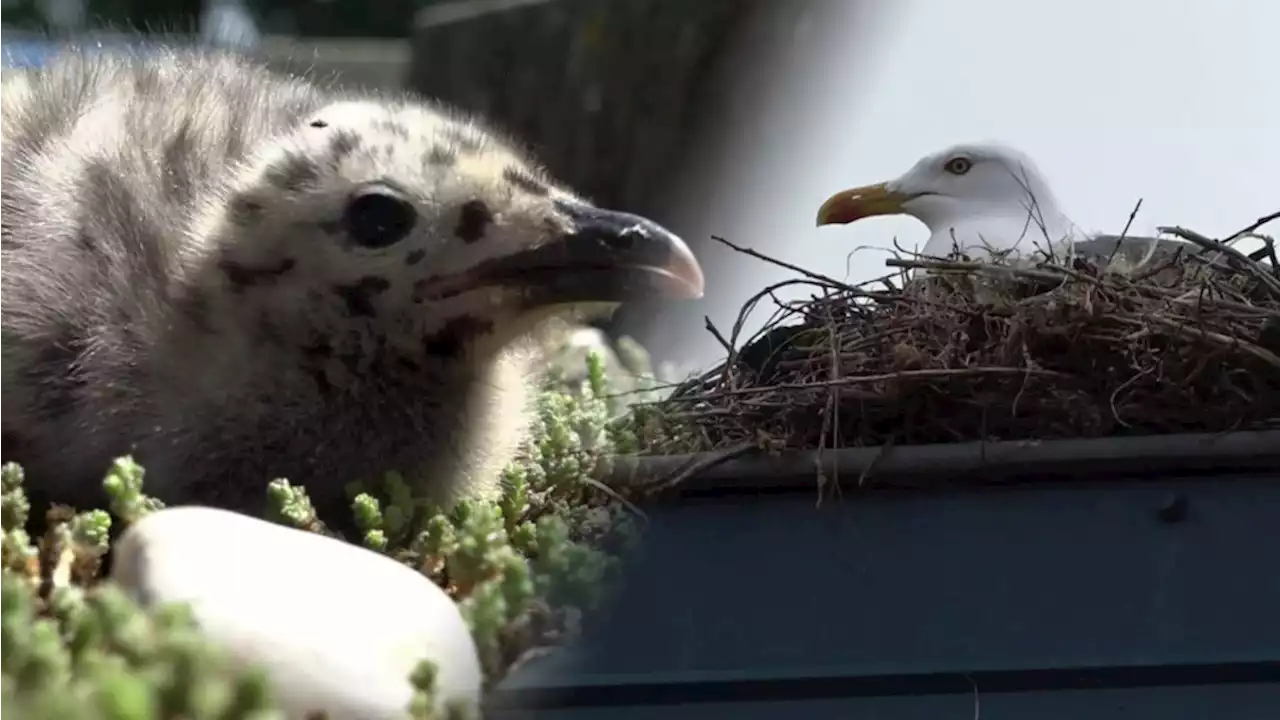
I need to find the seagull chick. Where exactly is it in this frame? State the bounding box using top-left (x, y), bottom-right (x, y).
top-left (1, 48), bottom-right (705, 523)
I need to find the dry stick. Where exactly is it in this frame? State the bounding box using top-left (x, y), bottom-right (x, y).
top-left (1128, 246), bottom-right (1189, 283)
top-left (1009, 335), bottom-right (1040, 419)
top-left (711, 235), bottom-right (868, 296)
top-left (579, 476), bottom-right (649, 524)
top-left (1246, 236), bottom-right (1278, 266)
top-left (1222, 209), bottom-right (1280, 268)
top-left (1108, 365), bottom-right (1155, 430)
top-left (1155, 289), bottom-right (1280, 319)
top-left (1012, 162), bottom-right (1067, 263)
top-left (888, 255), bottom-right (1158, 299)
top-left (1107, 309), bottom-right (1278, 368)
top-left (702, 316), bottom-right (735, 361)
top-left (641, 442), bottom-right (757, 494)
top-left (1160, 225), bottom-right (1280, 300)
top-left (816, 311), bottom-right (843, 507)
top-left (1180, 249), bottom-right (1240, 275)
top-left (674, 278), bottom-right (838, 399)
top-left (696, 366), bottom-right (1072, 402)
top-left (1244, 230), bottom-right (1278, 260)
top-left (856, 437), bottom-right (895, 489)
top-left (1142, 314), bottom-right (1280, 369)
top-left (1104, 198), bottom-right (1145, 267)
top-left (885, 257), bottom-right (1070, 285)
top-left (1223, 209), bottom-right (1280, 244)
top-left (728, 279), bottom-right (838, 350)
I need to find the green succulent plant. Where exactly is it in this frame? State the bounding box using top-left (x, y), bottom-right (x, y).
top-left (2, 343), bottom-right (665, 719)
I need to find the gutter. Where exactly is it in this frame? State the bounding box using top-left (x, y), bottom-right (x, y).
top-left (613, 430), bottom-right (1280, 498)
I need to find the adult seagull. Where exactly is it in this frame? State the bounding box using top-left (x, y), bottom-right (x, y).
top-left (815, 142), bottom-right (1213, 269)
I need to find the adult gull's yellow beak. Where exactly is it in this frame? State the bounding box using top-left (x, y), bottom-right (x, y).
top-left (816, 183), bottom-right (913, 226)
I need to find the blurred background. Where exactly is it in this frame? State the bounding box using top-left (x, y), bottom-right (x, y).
top-left (3, 0), bottom-right (1276, 372)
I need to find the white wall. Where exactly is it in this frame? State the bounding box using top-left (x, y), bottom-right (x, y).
top-left (655, 0), bottom-right (1278, 370)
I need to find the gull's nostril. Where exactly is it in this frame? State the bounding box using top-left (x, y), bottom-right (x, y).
top-left (612, 226), bottom-right (643, 251)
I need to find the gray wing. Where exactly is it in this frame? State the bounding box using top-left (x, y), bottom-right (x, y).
top-left (1075, 234), bottom-right (1274, 267)
top-left (1072, 235), bottom-right (1196, 261)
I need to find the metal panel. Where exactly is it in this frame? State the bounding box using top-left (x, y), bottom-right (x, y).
top-left (494, 683), bottom-right (1280, 719)
top-left (491, 471), bottom-right (1280, 715)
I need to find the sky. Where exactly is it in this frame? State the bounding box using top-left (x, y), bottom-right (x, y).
top-left (648, 0), bottom-right (1279, 370)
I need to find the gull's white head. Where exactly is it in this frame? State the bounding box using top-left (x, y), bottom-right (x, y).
top-left (817, 142), bottom-right (1081, 260)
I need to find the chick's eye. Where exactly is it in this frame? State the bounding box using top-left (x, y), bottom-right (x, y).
top-left (342, 185), bottom-right (418, 249)
top-left (944, 157), bottom-right (973, 175)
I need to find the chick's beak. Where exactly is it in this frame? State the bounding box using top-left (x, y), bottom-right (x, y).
top-left (480, 201), bottom-right (706, 305)
top-left (816, 183), bottom-right (913, 226)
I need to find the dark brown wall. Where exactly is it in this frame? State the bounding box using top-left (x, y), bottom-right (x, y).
top-left (406, 0), bottom-right (756, 218)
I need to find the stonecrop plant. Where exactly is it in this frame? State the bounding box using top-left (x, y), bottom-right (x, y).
top-left (2, 340), bottom-right (668, 719)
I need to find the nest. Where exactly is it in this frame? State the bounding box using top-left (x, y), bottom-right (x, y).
top-left (652, 220), bottom-right (1280, 453)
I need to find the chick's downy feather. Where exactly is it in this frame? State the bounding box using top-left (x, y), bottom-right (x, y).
top-left (1, 47), bottom-right (704, 523)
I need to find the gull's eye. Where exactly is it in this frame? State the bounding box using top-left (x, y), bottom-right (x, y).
top-left (343, 184), bottom-right (418, 249)
top-left (944, 157), bottom-right (973, 175)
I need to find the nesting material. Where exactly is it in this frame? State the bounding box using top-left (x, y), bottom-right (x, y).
top-left (651, 224), bottom-right (1280, 454)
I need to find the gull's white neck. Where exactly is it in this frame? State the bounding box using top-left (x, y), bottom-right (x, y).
top-left (921, 202), bottom-right (1082, 260)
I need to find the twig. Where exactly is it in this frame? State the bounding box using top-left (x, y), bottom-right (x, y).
top-left (697, 367), bottom-right (1073, 401)
top-left (1223, 209), bottom-right (1280, 245)
top-left (702, 316), bottom-right (735, 364)
top-left (579, 477), bottom-right (649, 525)
top-left (885, 257), bottom-right (1072, 286)
top-left (1141, 314), bottom-right (1280, 369)
top-left (1159, 225), bottom-right (1280, 299)
top-left (1105, 198), bottom-right (1145, 266)
top-left (712, 235), bottom-right (865, 295)
top-left (638, 443), bottom-right (756, 493)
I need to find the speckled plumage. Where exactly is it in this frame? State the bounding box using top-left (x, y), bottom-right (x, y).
top-left (1, 47), bottom-right (702, 524)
